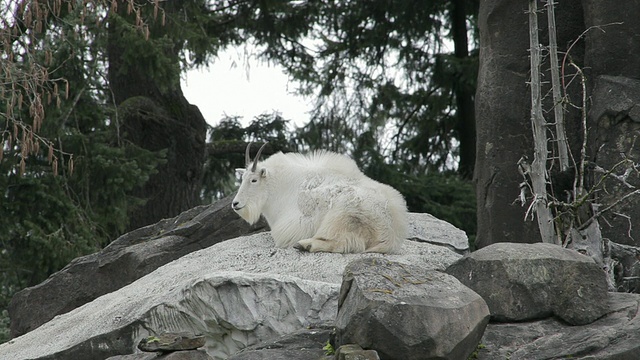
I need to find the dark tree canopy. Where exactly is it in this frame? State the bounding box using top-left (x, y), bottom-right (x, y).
top-left (232, 0), bottom-right (480, 177)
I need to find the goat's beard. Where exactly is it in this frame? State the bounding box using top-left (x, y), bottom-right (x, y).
top-left (234, 204), bottom-right (262, 225)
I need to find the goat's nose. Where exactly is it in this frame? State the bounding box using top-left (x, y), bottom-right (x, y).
top-left (232, 201), bottom-right (239, 208)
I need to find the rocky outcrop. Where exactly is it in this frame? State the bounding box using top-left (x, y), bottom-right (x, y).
top-left (13, 188), bottom-right (639, 360)
top-left (588, 75), bottom-right (640, 248)
top-left (4, 216), bottom-right (640, 360)
top-left (446, 242), bottom-right (609, 325)
top-left (407, 213), bottom-right (469, 254)
top-left (441, 241), bottom-right (640, 359)
top-left (477, 292), bottom-right (640, 359)
top-left (137, 333), bottom-right (206, 352)
top-left (334, 344), bottom-right (380, 360)
top-left (582, 0), bottom-right (640, 81)
top-left (227, 324), bottom-right (333, 360)
top-left (0, 214), bottom-right (464, 360)
top-left (8, 196), bottom-right (268, 338)
top-left (107, 350), bottom-right (213, 360)
top-left (227, 240), bottom-right (640, 359)
top-left (474, 0), bottom-right (538, 248)
top-left (610, 241), bottom-right (640, 293)
top-left (229, 242), bottom-right (638, 360)
top-left (335, 258), bottom-right (489, 360)
top-left (8, 210), bottom-right (467, 341)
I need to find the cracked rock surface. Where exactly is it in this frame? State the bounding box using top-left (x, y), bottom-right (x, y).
top-left (0, 212), bottom-right (464, 360)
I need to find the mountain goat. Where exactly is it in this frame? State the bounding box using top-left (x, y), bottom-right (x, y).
top-left (232, 143), bottom-right (408, 253)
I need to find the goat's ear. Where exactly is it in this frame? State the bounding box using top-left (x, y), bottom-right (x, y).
top-left (235, 168), bottom-right (245, 179)
top-left (260, 168), bottom-right (267, 178)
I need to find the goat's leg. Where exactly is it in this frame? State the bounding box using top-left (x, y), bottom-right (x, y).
top-left (294, 235), bottom-right (366, 253)
top-left (294, 210), bottom-right (374, 253)
top-left (294, 237), bottom-right (345, 253)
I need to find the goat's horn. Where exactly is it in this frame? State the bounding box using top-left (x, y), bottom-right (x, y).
top-left (251, 142), bottom-right (268, 172)
top-left (245, 141), bottom-right (253, 167)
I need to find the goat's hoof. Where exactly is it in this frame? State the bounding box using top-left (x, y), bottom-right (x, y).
top-left (293, 242), bottom-right (311, 252)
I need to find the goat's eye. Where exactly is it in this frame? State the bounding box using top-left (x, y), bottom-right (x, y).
top-left (251, 178), bottom-right (258, 183)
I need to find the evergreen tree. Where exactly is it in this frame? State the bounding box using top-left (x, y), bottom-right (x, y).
top-left (227, 0), bottom-right (479, 177)
top-left (0, 1), bottom-right (163, 339)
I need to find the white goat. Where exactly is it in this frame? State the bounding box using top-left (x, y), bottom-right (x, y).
top-left (232, 143), bottom-right (408, 253)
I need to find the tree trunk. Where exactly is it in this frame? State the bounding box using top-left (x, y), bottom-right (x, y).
top-left (451, 0), bottom-right (476, 179)
top-left (107, 12), bottom-right (207, 232)
top-left (474, 0), bottom-right (584, 248)
top-left (474, 0), bottom-right (539, 248)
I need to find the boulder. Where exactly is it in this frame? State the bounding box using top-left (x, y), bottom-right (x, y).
top-left (107, 350), bottom-right (212, 360)
top-left (137, 333), bottom-right (206, 352)
top-left (335, 344), bottom-right (380, 360)
top-left (227, 323), bottom-right (333, 360)
top-left (8, 196), bottom-right (269, 338)
top-left (335, 258), bottom-right (490, 360)
top-left (476, 292), bottom-right (640, 359)
top-left (8, 208), bottom-right (466, 340)
top-left (610, 241), bottom-right (640, 293)
top-left (107, 350), bottom-right (213, 360)
top-left (407, 213), bottom-right (469, 254)
top-left (0, 219), bottom-right (464, 360)
top-left (446, 242), bottom-right (609, 325)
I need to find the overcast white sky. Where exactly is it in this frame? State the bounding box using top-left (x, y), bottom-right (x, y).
top-left (181, 48), bottom-right (312, 128)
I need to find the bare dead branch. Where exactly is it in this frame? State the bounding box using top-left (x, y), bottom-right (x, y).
top-left (545, 0), bottom-right (569, 172)
top-left (527, 0), bottom-right (557, 244)
top-left (579, 189), bottom-right (640, 231)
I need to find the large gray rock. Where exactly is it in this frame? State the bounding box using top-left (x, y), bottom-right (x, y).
top-left (476, 292), bottom-right (640, 359)
top-left (227, 323), bottom-right (333, 360)
top-left (588, 75), bottom-right (640, 247)
top-left (446, 242), bottom-right (609, 325)
top-left (335, 344), bottom-right (380, 360)
top-left (0, 221), bottom-right (463, 360)
top-left (8, 208), bottom-right (466, 340)
top-left (107, 350), bottom-right (213, 360)
top-left (610, 241), bottom-right (640, 293)
top-left (407, 213), bottom-right (469, 254)
top-left (8, 196), bottom-right (268, 338)
top-left (335, 258), bottom-right (489, 360)
top-left (137, 333), bottom-right (206, 352)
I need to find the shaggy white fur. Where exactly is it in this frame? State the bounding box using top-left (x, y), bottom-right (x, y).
top-left (232, 149), bottom-right (408, 254)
